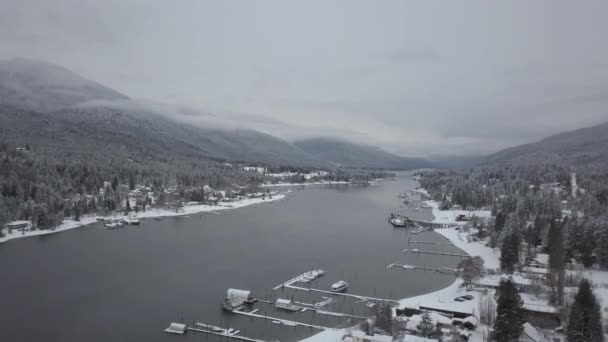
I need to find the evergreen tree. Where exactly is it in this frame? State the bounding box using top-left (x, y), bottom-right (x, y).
top-left (124, 198), bottom-right (131, 215)
top-left (547, 217), bottom-right (566, 305)
top-left (417, 311), bottom-right (436, 337)
top-left (493, 278), bottom-right (524, 342)
top-left (500, 220), bottom-right (521, 274)
top-left (457, 256), bottom-right (485, 289)
top-left (566, 278), bottom-right (604, 342)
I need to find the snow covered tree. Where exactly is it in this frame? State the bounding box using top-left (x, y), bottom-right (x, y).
top-left (417, 311), bottom-right (436, 337)
top-left (566, 278), bottom-right (604, 342)
top-left (457, 256), bottom-right (485, 288)
top-left (493, 278), bottom-right (524, 342)
top-left (500, 216), bottom-right (521, 274)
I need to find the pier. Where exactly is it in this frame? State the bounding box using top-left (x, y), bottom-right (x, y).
top-left (403, 248), bottom-right (470, 258)
top-left (280, 283), bottom-right (399, 305)
top-left (408, 238), bottom-right (454, 246)
top-left (231, 309), bottom-right (340, 331)
top-left (387, 262), bottom-right (458, 274)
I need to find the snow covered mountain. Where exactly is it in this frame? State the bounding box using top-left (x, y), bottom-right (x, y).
top-left (483, 122), bottom-right (608, 167)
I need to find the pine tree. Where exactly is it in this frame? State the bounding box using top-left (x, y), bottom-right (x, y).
top-left (500, 222), bottom-right (521, 274)
top-left (124, 198), bottom-right (131, 215)
top-left (417, 311), bottom-right (436, 337)
top-left (493, 278), bottom-right (524, 342)
top-left (457, 256), bottom-right (485, 289)
top-left (547, 217), bottom-right (566, 305)
top-left (566, 278), bottom-right (604, 342)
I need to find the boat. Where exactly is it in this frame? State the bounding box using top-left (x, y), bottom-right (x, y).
top-left (330, 280), bottom-right (349, 293)
top-left (125, 218), bottom-right (140, 225)
top-left (104, 222), bottom-right (122, 229)
top-left (389, 217), bottom-right (406, 227)
top-left (275, 298), bottom-right (300, 312)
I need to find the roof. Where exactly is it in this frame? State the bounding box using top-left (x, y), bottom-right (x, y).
top-left (276, 298), bottom-right (292, 305)
top-left (4, 221), bottom-right (30, 227)
top-left (226, 288), bottom-right (251, 305)
top-left (521, 322), bottom-right (544, 342)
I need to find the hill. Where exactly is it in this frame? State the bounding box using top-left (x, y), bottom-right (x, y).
top-left (483, 122), bottom-right (608, 167)
top-left (294, 138), bottom-right (431, 170)
top-left (0, 58), bottom-right (128, 113)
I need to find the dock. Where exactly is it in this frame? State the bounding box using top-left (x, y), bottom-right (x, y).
top-left (281, 283), bottom-right (399, 305)
top-left (408, 239), bottom-right (454, 246)
top-left (232, 308), bottom-right (341, 331)
top-left (403, 248), bottom-right (470, 258)
top-left (387, 262), bottom-right (458, 274)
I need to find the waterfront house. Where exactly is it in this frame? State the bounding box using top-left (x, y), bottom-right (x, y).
top-left (4, 220), bottom-right (32, 232)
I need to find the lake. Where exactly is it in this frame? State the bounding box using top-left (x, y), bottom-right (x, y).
top-left (0, 174), bottom-right (464, 342)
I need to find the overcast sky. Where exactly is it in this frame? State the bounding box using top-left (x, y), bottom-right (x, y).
top-left (2, 0), bottom-right (608, 157)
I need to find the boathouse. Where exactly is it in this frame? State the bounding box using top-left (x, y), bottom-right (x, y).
top-left (224, 288), bottom-right (255, 310)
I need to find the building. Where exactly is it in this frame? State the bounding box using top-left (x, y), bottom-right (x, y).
top-left (4, 220), bottom-right (32, 231)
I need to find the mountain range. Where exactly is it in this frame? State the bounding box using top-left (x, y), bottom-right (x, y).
top-left (0, 58), bottom-right (429, 170)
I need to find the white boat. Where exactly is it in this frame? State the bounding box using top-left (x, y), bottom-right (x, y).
top-left (390, 218), bottom-right (406, 227)
top-left (125, 218), bottom-right (140, 225)
top-left (275, 298), bottom-right (300, 312)
top-left (104, 222), bottom-right (122, 229)
top-left (330, 280), bottom-right (349, 293)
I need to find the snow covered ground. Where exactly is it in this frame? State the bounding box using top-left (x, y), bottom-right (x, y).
top-left (0, 194), bottom-right (285, 244)
top-left (425, 200), bottom-right (492, 225)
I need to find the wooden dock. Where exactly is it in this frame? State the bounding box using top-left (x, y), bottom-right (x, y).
top-left (281, 283), bottom-right (399, 305)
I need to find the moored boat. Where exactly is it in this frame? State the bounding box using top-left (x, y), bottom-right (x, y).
top-left (330, 280), bottom-right (348, 293)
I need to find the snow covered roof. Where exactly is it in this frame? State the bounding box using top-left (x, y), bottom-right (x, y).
top-left (276, 298), bottom-right (292, 305)
top-left (409, 312), bottom-right (453, 326)
top-left (463, 316), bottom-right (478, 326)
top-left (4, 221), bottom-right (30, 228)
top-left (521, 322), bottom-right (544, 342)
top-left (226, 288), bottom-right (251, 305)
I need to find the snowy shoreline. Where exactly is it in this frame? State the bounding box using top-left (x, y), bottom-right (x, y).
top-left (0, 194), bottom-right (286, 244)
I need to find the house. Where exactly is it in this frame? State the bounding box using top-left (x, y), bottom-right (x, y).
top-left (4, 220), bottom-right (32, 232)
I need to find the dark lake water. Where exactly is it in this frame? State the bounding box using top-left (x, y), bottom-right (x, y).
top-left (0, 174), bottom-right (463, 342)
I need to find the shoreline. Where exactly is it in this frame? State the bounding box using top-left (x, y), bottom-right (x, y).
top-left (0, 194), bottom-right (286, 244)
